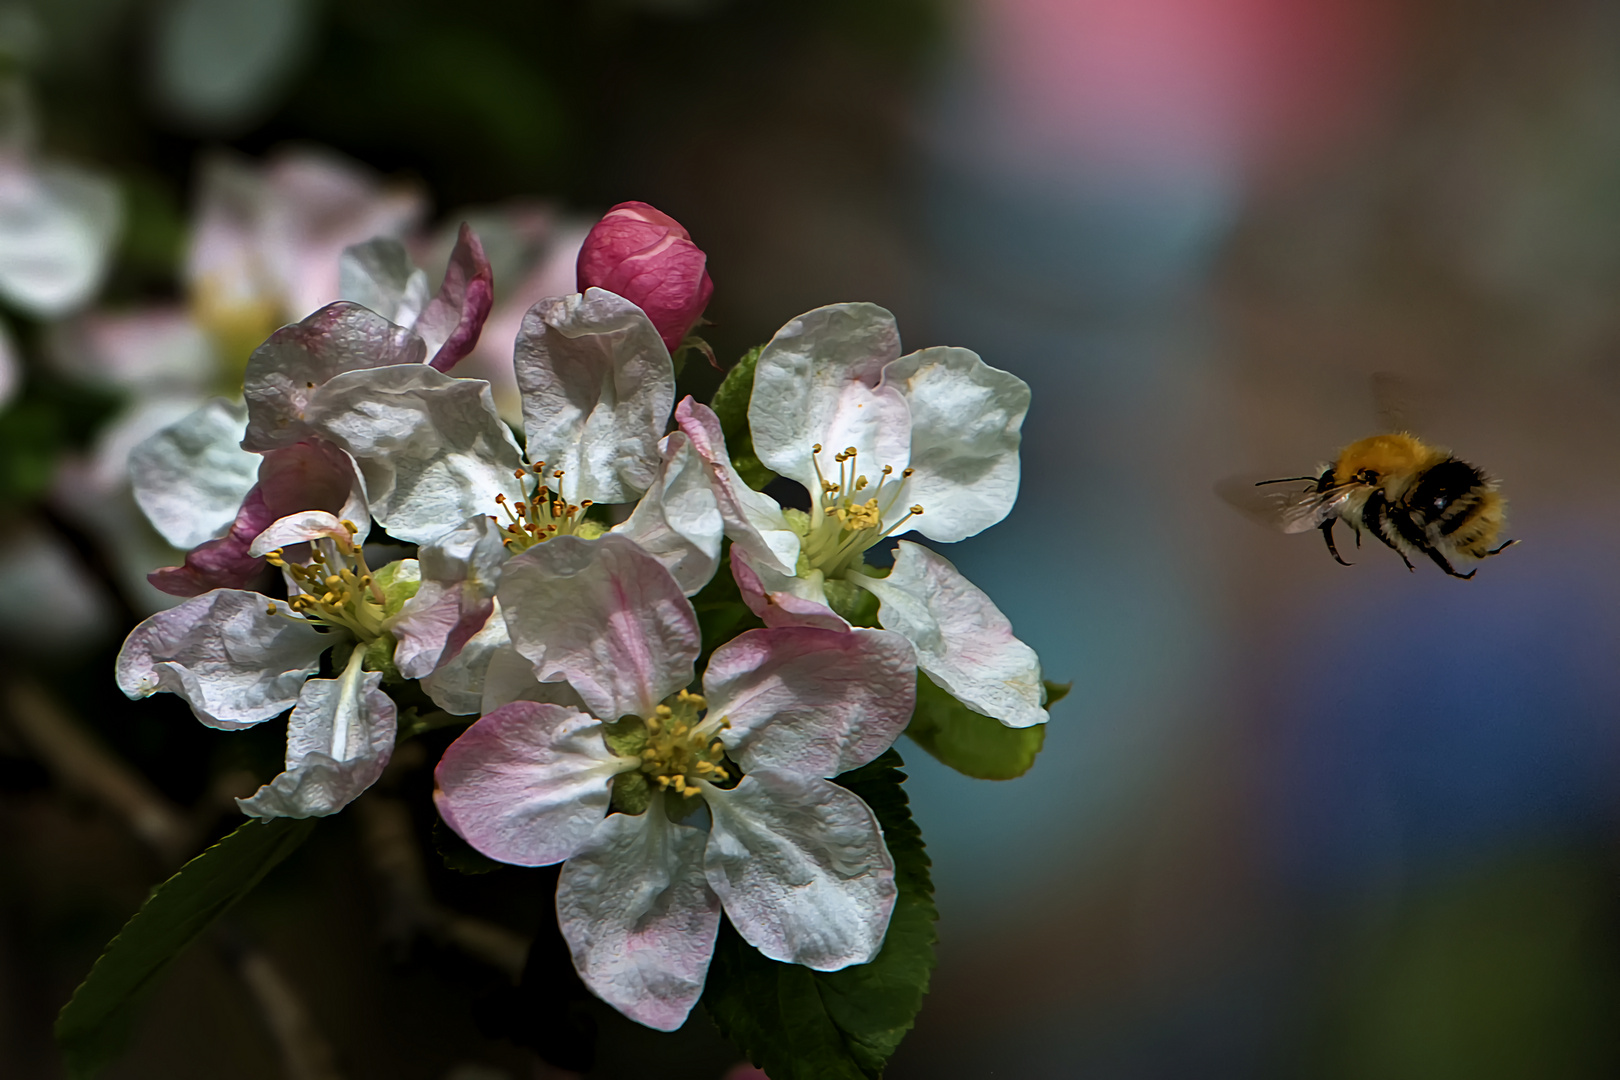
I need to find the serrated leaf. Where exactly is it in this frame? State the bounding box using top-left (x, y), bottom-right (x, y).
top-left (703, 749), bottom-right (936, 1080)
top-left (708, 344), bottom-right (776, 491)
top-left (905, 672), bottom-right (1046, 780)
top-left (55, 817), bottom-right (317, 1078)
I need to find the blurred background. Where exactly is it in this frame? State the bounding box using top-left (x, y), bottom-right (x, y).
top-left (3, 0), bottom-right (1620, 1077)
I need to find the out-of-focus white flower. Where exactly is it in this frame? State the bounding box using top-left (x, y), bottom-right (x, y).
top-left (0, 75), bottom-right (120, 318)
top-left (435, 534), bottom-right (916, 1030)
top-left (679, 302), bottom-right (1047, 728)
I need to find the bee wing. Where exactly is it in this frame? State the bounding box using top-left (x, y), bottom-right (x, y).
top-left (1371, 371), bottom-right (1437, 434)
top-left (1215, 476), bottom-right (1350, 534)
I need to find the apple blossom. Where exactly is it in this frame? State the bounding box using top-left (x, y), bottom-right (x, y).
top-left (678, 302), bottom-right (1047, 728)
top-left (435, 534), bottom-right (916, 1030)
top-left (575, 201), bottom-right (713, 355)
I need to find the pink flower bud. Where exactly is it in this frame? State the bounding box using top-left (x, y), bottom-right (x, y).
top-left (576, 201), bottom-right (713, 354)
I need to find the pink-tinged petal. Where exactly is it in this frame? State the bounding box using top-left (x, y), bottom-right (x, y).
top-left (237, 648), bottom-right (396, 819)
top-left (115, 589), bottom-right (328, 729)
top-left (53, 306), bottom-right (215, 394)
top-left (702, 769), bottom-right (896, 970)
top-left (575, 201), bottom-right (712, 355)
top-left (149, 486), bottom-right (277, 597)
top-left (747, 304), bottom-right (910, 490)
top-left (878, 346), bottom-right (1027, 542)
top-left (0, 156), bottom-right (121, 317)
top-left (434, 701), bottom-right (631, 867)
top-left (557, 803), bottom-right (720, 1031)
top-left (704, 626), bottom-right (914, 778)
top-left (497, 534), bottom-right (699, 721)
top-left (852, 541), bottom-right (1046, 728)
top-left (420, 223), bottom-right (495, 373)
top-left (247, 510), bottom-right (352, 556)
top-left (729, 546), bottom-right (845, 632)
top-left (150, 440), bottom-right (364, 598)
top-left (130, 399), bottom-right (258, 550)
top-left (674, 398), bottom-right (800, 576)
top-left (480, 639), bottom-right (588, 716)
top-left (303, 363), bottom-right (524, 544)
top-left (512, 289), bottom-right (674, 505)
top-left (392, 514), bottom-right (508, 679)
top-left (242, 302), bottom-right (427, 452)
top-left (609, 431), bottom-right (721, 596)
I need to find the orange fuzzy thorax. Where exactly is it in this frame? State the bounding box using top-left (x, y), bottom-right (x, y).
top-left (1331, 433), bottom-right (1449, 490)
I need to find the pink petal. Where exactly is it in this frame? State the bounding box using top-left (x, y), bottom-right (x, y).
top-left (422, 223), bottom-right (495, 373)
top-left (703, 626), bottom-right (915, 778)
top-left (728, 546), bottom-right (846, 632)
top-left (434, 701), bottom-right (628, 867)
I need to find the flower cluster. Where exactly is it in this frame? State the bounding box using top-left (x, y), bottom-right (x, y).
top-left (113, 200), bottom-right (1049, 1035)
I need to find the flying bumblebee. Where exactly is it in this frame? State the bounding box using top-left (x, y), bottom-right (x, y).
top-left (1222, 431), bottom-right (1517, 579)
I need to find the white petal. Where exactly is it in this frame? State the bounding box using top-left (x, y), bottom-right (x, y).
top-left (115, 589), bottom-right (329, 729)
top-left (418, 605), bottom-right (507, 715)
top-left (879, 346), bottom-right (1027, 542)
top-left (247, 510), bottom-right (354, 555)
top-left (609, 432), bottom-right (721, 596)
top-left (0, 159), bottom-right (120, 316)
top-left (703, 626), bottom-right (915, 778)
top-left (557, 804), bottom-right (720, 1031)
top-left (852, 540), bottom-right (1046, 728)
top-left (728, 546), bottom-right (842, 631)
top-left (702, 769), bottom-right (896, 970)
top-left (236, 647), bottom-right (396, 819)
top-left (392, 514), bottom-right (509, 678)
top-left (497, 534), bottom-right (699, 721)
top-left (674, 398), bottom-right (799, 576)
top-left (129, 398), bottom-right (260, 549)
top-left (434, 701), bottom-right (630, 866)
top-left (241, 302), bottom-right (427, 452)
top-left (747, 303), bottom-right (910, 491)
top-left (513, 289), bottom-right (674, 504)
top-left (339, 236), bottom-right (430, 328)
top-left (303, 363), bottom-right (524, 544)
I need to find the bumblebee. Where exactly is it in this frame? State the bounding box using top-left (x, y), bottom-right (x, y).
top-left (1230, 432), bottom-right (1517, 579)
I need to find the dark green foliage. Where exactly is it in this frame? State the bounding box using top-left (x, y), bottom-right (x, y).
top-left (55, 818), bottom-right (317, 1079)
top-left (904, 672), bottom-right (1047, 780)
top-left (703, 750), bottom-right (936, 1079)
top-left (432, 816), bottom-right (504, 875)
top-left (709, 345), bottom-right (776, 491)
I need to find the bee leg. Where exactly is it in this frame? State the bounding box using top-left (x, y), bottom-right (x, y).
top-left (1487, 539), bottom-right (1518, 556)
top-left (1319, 519), bottom-right (1352, 566)
top-left (1425, 547), bottom-right (1476, 580)
top-left (1363, 489), bottom-right (1415, 571)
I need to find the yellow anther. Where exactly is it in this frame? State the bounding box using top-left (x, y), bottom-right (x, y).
top-left (341, 520), bottom-right (359, 534)
top-left (910, 504), bottom-right (924, 515)
top-left (812, 443), bottom-right (822, 453)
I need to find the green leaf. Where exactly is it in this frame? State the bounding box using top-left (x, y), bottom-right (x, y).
top-left (905, 673), bottom-right (1046, 780)
top-left (708, 344), bottom-right (776, 491)
top-left (703, 749), bottom-right (937, 1080)
top-left (55, 817), bottom-right (317, 1079)
top-left (692, 544), bottom-right (764, 662)
top-left (1043, 679), bottom-right (1071, 707)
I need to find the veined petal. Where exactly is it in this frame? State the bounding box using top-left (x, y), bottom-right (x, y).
top-left (115, 589), bottom-right (329, 729)
top-left (704, 627), bottom-right (915, 778)
top-left (237, 647), bottom-right (396, 819)
top-left (513, 289), bottom-right (674, 504)
top-left (497, 534), bottom-right (699, 721)
top-left (729, 546), bottom-right (843, 631)
top-left (609, 431), bottom-right (721, 596)
top-left (130, 398), bottom-right (259, 550)
top-left (303, 363), bottom-right (524, 544)
top-left (674, 398), bottom-right (799, 576)
top-left (242, 302), bottom-right (427, 452)
top-left (418, 222), bottom-right (494, 373)
top-left (339, 236), bottom-right (430, 328)
top-left (434, 701), bottom-right (632, 867)
top-left (418, 604), bottom-right (507, 715)
top-left (392, 514), bottom-right (508, 678)
top-left (481, 639), bottom-right (588, 715)
top-left (557, 802), bottom-right (720, 1031)
top-left (748, 303), bottom-right (909, 490)
top-left (148, 486), bottom-right (276, 597)
top-left (702, 769), bottom-right (896, 970)
top-left (852, 540), bottom-right (1046, 728)
top-left (879, 346), bottom-right (1027, 542)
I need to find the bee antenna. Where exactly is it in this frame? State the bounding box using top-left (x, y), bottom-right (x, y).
top-left (1254, 475), bottom-right (1318, 486)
